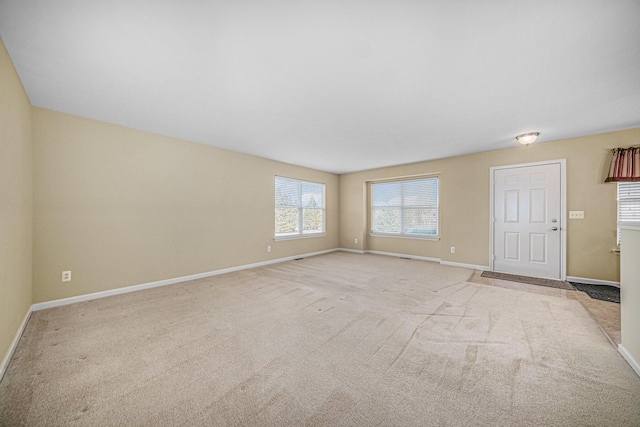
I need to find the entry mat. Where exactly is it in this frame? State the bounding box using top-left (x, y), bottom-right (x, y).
top-left (571, 282), bottom-right (620, 304)
top-left (480, 271), bottom-right (574, 290)
top-left (479, 271), bottom-right (620, 304)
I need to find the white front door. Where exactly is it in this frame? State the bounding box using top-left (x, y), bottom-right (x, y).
top-left (492, 162), bottom-right (563, 279)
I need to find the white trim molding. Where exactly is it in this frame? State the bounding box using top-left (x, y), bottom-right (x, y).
top-left (0, 307), bottom-right (32, 382)
top-left (370, 233), bottom-right (440, 241)
top-left (346, 249), bottom-right (486, 270)
top-left (338, 248), bottom-right (366, 254)
top-left (32, 249), bottom-right (339, 311)
top-left (365, 250), bottom-right (440, 263)
top-left (274, 232), bottom-right (326, 241)
top-left (566, 276), bottom-right (620, 288)
top-left (440, 261), bottom-right (489, 271)
top-left (618, 345), bottom-right (640, 377)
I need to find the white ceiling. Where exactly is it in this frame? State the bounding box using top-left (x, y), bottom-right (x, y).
top-left (1, 1), bottom-right (639, 174)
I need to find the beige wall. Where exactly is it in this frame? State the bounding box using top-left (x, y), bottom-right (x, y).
top-left (32, 108), bottom-right (339, 303)
top-left (0, 39), bottom-right (32, 367)
top-left (340, 128), bottom-right (640, 282)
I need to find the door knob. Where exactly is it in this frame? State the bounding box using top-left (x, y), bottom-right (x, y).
top-left (551, 227), bottom-right (558, 231)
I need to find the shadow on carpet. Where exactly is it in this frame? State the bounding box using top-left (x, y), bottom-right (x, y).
top-left (571, 282), bottom-right (620, 304)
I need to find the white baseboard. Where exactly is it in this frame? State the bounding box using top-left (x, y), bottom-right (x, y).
top-left (31, 248), bottom-right (619, 313)
top-left (440, 261), bottom-right (490, 271)
top-left (618, 344), bottom-right (640, 377)
top-left (365, 250), bottom-right (440, 263)
top-left (0, 307), bottom-right (32, 382)
top-left (350, 250), bottom-right (486, 271)
top-left (32, 248), bottom-right (339, 311)
top-left (338, 248), bottom-right (366, 254)
top-left (566, 276), bottom-right (620, 288)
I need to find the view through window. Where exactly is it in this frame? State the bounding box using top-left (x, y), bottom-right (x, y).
top-left (371, 176), bottom-right (439, 238)
top-left (275, 176), bottom-right (325, 239)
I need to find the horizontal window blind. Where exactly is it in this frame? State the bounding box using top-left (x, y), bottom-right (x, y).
top-left (371, 177), bottom-right (438, 237)
top-left (618, 182), bottom-right (640, 222)
top-left (617, 182), bottom-right (640, 244)
top-left (275, 176), bottom-right (325, 238)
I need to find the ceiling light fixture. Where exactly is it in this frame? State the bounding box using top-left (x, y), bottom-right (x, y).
top-left (516, 132), bottom-right (540, 145)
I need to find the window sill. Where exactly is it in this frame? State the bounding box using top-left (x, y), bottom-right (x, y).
top-left (370, 233), bottom-right (440, 241)
top-left (275, 232), bottom-right (327, 241)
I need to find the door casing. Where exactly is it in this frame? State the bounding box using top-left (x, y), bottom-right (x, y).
top-left (489, 159), bottom-right (567, 280)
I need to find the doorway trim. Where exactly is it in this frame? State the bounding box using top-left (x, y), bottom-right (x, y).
top-left (489, 159), bottom-right (567, 280)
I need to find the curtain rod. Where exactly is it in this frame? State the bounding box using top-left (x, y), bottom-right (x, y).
top-left (611, 145), bottom-right (640, 153)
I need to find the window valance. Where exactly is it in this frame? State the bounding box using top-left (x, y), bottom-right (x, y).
top-left (605, 147), bottom-right (640, 182)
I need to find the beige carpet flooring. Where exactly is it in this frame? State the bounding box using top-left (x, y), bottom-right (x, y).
top-left (1, 252), bottom-right (639, 426)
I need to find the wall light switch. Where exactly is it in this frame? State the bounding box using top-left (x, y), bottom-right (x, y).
top-left (569, 211), bottom-right (584, 219)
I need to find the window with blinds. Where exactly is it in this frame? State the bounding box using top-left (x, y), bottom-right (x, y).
top-left (618, 182), bottom-right (640, 243)
top-left (371, 176), bottom-right (439, 239)
top-left (275, 176), bottom-right (325, 239)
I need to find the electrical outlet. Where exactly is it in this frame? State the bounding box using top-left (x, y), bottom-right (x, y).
top-left (267, 245), bottom-right (271, 253)
top-left (569, 211), bottom-right (584, 219)
top-left (450, 247), bottom-right (456, 254)
top-left (355, 238), bottom-right (358, 244)
top-left (62, 271), bottom-right (71, 282)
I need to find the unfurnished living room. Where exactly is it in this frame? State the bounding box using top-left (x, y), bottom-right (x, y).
top-left (1, 1), bottom-right (640, 426)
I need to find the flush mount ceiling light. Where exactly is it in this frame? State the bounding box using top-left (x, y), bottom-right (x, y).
top-left (516, 132), bottom-right (540, 145)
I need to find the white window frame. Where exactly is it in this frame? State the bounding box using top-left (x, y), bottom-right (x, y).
top-left (617, 181), bottom-right (640, 244)
top-left (370, 176), bottom-right (439, 240)
top-left (275, 176), bottom-right (326, 240)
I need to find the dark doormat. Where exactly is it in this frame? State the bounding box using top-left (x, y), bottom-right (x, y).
top-left (481, 271), bottom-right (574, 290)
top-left (571, 282), bottom-right (620, 304)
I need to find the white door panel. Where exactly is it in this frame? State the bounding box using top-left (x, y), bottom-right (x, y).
top-left (493, 163), bottom-right (562, 279)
